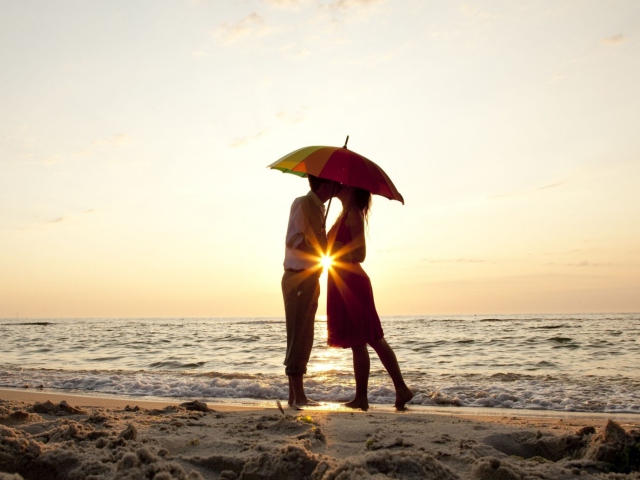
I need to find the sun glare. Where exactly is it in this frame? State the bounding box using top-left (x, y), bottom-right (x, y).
top-left (320, 255), bottom-right (333, 270)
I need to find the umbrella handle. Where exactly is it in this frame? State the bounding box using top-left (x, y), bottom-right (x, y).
top-left (323, 183), bottom-right (337, 230)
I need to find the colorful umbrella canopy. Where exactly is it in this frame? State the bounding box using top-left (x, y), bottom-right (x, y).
top-left (268, 139), bottom-right (404, 204)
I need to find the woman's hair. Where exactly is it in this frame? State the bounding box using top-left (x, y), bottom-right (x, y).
top-left (352, 187), bottom-right (372, 224)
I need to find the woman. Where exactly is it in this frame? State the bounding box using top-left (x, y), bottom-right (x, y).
top-left (327, 184), bottom-right (414, 411)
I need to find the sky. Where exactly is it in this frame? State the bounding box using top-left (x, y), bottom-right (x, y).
top-left (1, 0), bottom-right (639, 318)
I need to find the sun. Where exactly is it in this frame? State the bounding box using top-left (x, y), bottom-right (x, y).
top-left (320, 255), bottom-right (333, 270)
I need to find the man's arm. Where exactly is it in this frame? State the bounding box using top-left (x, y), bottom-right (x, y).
top-left (285, 198), bottom-right (324, 256)
top-left (285, 199), bottom-right (305, 249)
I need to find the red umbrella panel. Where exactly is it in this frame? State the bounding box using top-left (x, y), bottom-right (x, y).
top-left (268, 145), bottom-right (404, 204)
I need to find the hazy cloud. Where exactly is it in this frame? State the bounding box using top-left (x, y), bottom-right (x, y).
top-left (349, 49), bottom-right (397, 67)
top-left (602, 34), bottom-right (627, 46)
top-left (459, 4), bottom-right (495, 19)
top-left (276, 107), bottom-right (309, 124)
top-left (263, 0), bottom-right (381, 8)
top-left (263, 0), bottom-right (309, 8)
top-left (278, 44), bottom-right (311, 60)
top-left (214, 13), bottom-right (270, 44)
top-left (324, 0), bottom-right (383, 9)
top-left (568, 260), bottom-right (608, 267)
top-left (94, 134), bottom-right (133, 147)
top-left (535, 181), bottom-right (565, 192)
top-left (230, 128), bottom-right (270, 148)
top-left (76, 134), bottom-right (133, 158)
top-left (544, 260), bottom-right (609, 267)
top-left (490, 180), bottom-right (566, 199)
top-left (45, 209), bottom-right (95, 226)
top-left (43, 155), bottom-right (63, 165)
top-left (422, 258), bottom-right (485, 264)
top-left (230, 108), bottom-right (309, 147)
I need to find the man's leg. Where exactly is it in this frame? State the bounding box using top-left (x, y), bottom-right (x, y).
top-left (283, 271), bottom-right (320, 406)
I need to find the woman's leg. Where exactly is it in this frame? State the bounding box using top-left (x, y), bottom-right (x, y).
top-left (343, 344), bottom-right (370, 411)
top-left (369, 337), bottom-right (414, 410)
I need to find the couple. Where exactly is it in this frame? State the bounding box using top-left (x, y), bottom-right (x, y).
top-left (282, 175), bottom-right (414, 411)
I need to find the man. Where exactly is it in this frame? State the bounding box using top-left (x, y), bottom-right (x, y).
top-left (282, 174), bottom-right (336, 407)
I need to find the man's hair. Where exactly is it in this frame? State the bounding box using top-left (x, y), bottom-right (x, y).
top-left (308, 175), bottom-right (326, 193)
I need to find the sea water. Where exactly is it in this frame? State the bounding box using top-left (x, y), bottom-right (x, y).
top-left (1, 314), bottom-right (639, 413)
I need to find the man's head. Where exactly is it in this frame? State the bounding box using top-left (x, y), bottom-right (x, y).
top-left (308, 175), bottom-right (338, 202)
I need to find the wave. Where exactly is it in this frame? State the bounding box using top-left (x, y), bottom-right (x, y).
top-left (4, 322), bottom-right (55, 326)
top-left (1, 366), bottom-right (639, 414)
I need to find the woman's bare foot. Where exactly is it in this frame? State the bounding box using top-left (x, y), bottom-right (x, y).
top-left (343, 397), bottom-right (369, 411)
top-left (395, 387), bottom-right (414, 411)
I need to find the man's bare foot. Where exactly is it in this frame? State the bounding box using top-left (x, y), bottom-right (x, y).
top-left (342, 398), bottom-right (369, 411)
top-left (395, 387), bottom-right (414, 411)
top-left (295, 398), bottom-right (321, 407)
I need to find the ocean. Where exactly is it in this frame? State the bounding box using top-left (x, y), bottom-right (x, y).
top-left (1, 314), bottom-right (638, 414)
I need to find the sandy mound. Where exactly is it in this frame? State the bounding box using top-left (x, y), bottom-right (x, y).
top-left (319, 450), bottom-right (460, 479)
top-left (2, 397), bottom-right (640, 480)
top-left (479, 419), bottom-right (640, 478)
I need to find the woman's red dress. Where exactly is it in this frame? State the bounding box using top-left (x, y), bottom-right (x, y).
top-left (326, 212), bottom-right (384, 348)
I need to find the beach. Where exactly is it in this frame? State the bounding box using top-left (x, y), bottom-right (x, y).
top-left (2, 388), bottom-right (640, 479)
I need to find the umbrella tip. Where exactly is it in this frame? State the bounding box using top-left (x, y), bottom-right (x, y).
top-left (343, 135), bottom-right (349, 149)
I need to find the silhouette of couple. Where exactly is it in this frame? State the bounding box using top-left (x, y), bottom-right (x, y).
top-left (282, 175), bottom-right (413, 411)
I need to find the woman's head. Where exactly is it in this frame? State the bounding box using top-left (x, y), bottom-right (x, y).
top-left (338, 185), bottom-right (372, 221)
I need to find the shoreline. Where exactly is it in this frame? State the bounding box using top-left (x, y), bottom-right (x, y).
top-left (2, 387), bottom-right (639, 424)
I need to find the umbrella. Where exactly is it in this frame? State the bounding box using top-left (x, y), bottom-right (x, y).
top-left (268, 136), bottom-right (404, 204)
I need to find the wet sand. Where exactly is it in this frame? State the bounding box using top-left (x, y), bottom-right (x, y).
top-left (1, 388), bottom-right (639, 479)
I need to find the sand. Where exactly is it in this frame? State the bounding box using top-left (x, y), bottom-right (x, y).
top-left (1, 389), bottom-right (640, 480)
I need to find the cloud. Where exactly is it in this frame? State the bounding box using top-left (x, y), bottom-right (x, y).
top-left (230, 108), bottom-right (309, 147)
top-left (348, 48), bottom-right (397, 67)
top-left (490, 180), bottom-right (566, 199)
top-left (421, 258), bottom-right (486, 264)
top-left (278, 44), bottom-right (311, 60)
top-left (534, 181), bottom-right (565, 192)
top-left (602, 34), bottom-right (627, 46)
top-left (459, 4), bottom-right (495, 19)
top-left (76, 134), bottom-right (133, 158)
top-left (276, 107), bottom-right (309, 124)
top-left (544, 260), bottom-right (609, 267)
top-left (569, 260), bottom-right (609, 267)
top-left (230, 128), bottom-right (270, 148)
top-left (43, 155), bottom-right (63, 165)
top-left (323, 0), bottom-right (383, 9)
top-left (94, 134), bottom-right (133, 147)
top-left (45, 208), bottom-right (95, 226)
top-left (214, 13), bottom-right (270, 44)
top-left (263, 0), bottom-right (309, 8)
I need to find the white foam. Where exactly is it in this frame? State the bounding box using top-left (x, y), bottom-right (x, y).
top-left (1, 366), bottom-right (638, 413)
